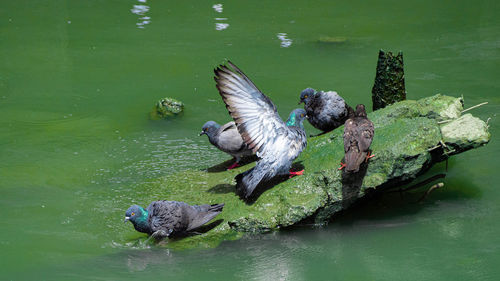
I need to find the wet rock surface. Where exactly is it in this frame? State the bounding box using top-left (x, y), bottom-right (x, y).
top-left (139, 94), bottom-right (490, 249)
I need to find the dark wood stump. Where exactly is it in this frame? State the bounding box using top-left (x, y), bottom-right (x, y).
top-left (371, 50), bottom-right (406, 111)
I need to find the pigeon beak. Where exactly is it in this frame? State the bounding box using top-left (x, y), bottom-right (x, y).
top-left (305, 114), bottom-right (309, 119)
top-left (199, 131), bottom-right (206, 136)
top-left (124, 216), bottom-right (130, 223)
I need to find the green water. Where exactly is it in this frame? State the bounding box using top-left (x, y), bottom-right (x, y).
top-left (1, 0), bottom-right (499, 279)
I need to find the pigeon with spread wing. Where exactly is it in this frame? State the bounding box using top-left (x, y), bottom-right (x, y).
top-left (214, 62), bottom-right (307, 198)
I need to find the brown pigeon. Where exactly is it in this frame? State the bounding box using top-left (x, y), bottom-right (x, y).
top-left (340, 104), bottom-right (374, 172)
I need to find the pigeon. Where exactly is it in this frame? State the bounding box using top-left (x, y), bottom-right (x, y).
top-left (124, 200), bottom-right (224, 239)
top-left (200, 121), bottom-right (254, 169)
top-left (214, 61), bottom-right (307, 198)
top-left (339, 104), bottom-right (375, 173)
top-left (299, 88), bottom-right (352, 133)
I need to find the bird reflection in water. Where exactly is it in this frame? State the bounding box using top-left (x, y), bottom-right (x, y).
top-left (131, 0), bottom-right (151, 29)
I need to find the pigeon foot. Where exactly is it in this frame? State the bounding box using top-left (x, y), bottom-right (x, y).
top-left (365, 152), bottom-right (375, 162)
top-left (227, 162), bottom-right (240, 170)
top-left (150, 229), bottom-right (172, 241)
top-left (338, 162), bottom-right (346, 170)
top-left (289, 169), bottom-right (304, 178)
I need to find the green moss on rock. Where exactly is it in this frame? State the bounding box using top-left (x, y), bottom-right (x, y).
top-left (150, 97), bottom-right (184, 119)
top-left (441, 113), bottom-right (491, 151)
top-left (136, 94), bottom-right (489, 249)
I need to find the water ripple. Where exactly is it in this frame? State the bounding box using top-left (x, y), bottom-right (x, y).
top-left (277, 33), bottom-right (293, 48)
top-left (131, 1), bottom-right (151, 29)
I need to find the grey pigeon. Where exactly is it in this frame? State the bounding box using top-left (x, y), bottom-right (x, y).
top-left (299, 88), bottom-right (352, 132)
top-left (200, 121), bottom-right (254, 169)
top-left (340, 104), bottom-right (375, 173)
top-left (214, 61), bottom-right (307, 198)
top-left (124, 201), bottom-right (224, 239)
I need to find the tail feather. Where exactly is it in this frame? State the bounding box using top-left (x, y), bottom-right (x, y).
top-left (345, 150), bottom-right (366, 172)
top-left (235, 164), bottom-right (269, 198)
top-left (207, 203), bottom-right (225, 213)
top-left (186, 203), bottom-right (225, 231)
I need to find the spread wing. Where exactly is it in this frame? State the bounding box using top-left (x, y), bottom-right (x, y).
top-left (214, 61), bottom-right (288, 157)
top-left (219, 121), bottom-right (236, 132)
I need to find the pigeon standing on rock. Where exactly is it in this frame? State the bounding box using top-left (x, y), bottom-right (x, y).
top-left (340, 104), bottom-right (375, 173)
top-left (200, 121), bottom-right (254, 169)
top-left (124, 200), bottom-right (224, 239)
top-left (214, 61), bottom-right (308, 198)
top-left (299, 88), bottom-right (352, 133)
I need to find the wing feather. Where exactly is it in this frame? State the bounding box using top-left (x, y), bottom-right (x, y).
top-left (343, 119), bottom-right (355, 153)
top-left (214, 61), bottom-right (287, 156)
top-left (357, 119), bottom-right (374, 153)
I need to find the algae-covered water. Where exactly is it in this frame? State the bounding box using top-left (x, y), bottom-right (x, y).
top-left (1, 0), bottom-right (499, 280)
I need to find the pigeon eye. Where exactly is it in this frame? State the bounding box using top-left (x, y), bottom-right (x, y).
top-left (300, 114), bottom-right (304, 117)
top-left (304, 95), bottom-right (308, 98)
top-left (131, 212), bottom-right (135, 216)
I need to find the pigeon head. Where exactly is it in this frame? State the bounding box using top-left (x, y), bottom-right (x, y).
top-left (286, 108), bottom-right (307, 127)
top-left (299, 88), bottom-right (317, 105)
top-left (124, 205), bottom-right (150, 234)
top-left (355, 104), bottom-right (367, 117)
top-left (347, 106), bottom-right (355, 118)
top-left (200, 121), bottom-right (220, 137)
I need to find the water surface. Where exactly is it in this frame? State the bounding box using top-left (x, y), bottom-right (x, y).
top-left (1, 0), bottom-right (499, 280)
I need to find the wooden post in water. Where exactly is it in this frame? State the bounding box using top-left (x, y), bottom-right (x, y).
top-left (371, 50), bottom-right (406, 111)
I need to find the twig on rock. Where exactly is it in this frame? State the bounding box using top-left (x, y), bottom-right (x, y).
top-left (461, 102), bottom-right (488, 113)
top-left (440, 140), bottom-right (448, 149)
top-left (418, 183), bottom-right (444, 202)
top-left (386, 174), bottom-right (446, 194)
top-left (428, 144), bottom-right (442, 151)
top-left (438, 119), bottom-right (453, 124)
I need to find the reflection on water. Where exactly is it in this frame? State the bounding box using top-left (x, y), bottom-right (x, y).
top-left (215, 19), bottom-right (229, 31)
top-left (241, 234), bottom-right (295, 281)
top-left (212, 3), bottom-right (223, 13)
top-left (213, 3), bottom-right (229, 31)
top-left (126, 249), bottom-right (172, 272)
top-left (131, 0), bottom-right (151, 29)
top-left (2, 0), bottom-right (499, 279)
top-left (277, 33), bottom-right (293, 48)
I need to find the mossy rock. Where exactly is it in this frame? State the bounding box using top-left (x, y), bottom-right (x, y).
top-left (136, 94), bottom-right (490, 249)
top-left (150, 97), bottom-right (184, 119)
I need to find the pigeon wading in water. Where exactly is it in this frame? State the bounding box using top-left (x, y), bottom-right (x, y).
top-left (299, 88), bottom-right (352, 133)
top-left (124, 201), bottom-right (224, 239)
top-left (200, 121), bottom-right (254, 169)
top-left (214, 61), bottom-right (307, 198)
top-left (339, 104), bottom-right (375, 173)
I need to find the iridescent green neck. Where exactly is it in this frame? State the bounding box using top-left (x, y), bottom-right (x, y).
top-left (132, 207), bottom-right (151, 234)
top-left (286, 112), bottom-right (297, 126)
top-left (137, 206), bottom-right (148, 223)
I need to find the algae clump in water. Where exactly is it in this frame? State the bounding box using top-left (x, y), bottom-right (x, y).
top-left (150, 97), bottom-right (184, 119)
